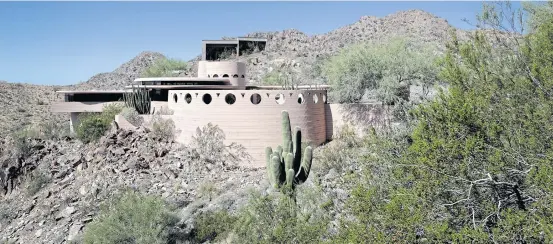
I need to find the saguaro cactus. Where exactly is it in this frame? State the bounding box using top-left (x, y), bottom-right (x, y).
top-left (266, 110), bottom-right (313, 191)
top-left (123, 85), bottom-right (153, 115)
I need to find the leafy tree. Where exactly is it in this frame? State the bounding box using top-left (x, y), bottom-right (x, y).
top-left (336, 1), bottom-right (553, 242)
top-left (321, 38), bottom-right (440, 105)
top-left (75, 103), bottom-right (123, 143)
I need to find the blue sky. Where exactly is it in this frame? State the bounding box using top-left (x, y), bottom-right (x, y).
top-left (0, 1), bottom-right (509, 85)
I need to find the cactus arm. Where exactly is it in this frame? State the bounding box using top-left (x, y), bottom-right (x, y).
top-left (270, 156), bottom-right (283, 188)
top-left (123, 85), bottom-right (152, 115)
top-left (281, 111), bottom-right (292, 153)
top-left (286, 169), bottom-right (295, 190)
top-left (276, 145), bottom-right (283, 157)
top-left (284, 152), bottom-right (293, 172)
top-left (296, 146), bottom-right (313, 183)
top-left (293, 126), bottom-right (302, 173)
top-left (302, 146), bottom-right (313, 175)
top-left (265, 147), bottom-right (273, 168)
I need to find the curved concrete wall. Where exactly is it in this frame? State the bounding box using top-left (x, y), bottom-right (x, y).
top-left (197, 61), bottom-right (246, 89)
top-left (165, 89), bottom-right (328, 167)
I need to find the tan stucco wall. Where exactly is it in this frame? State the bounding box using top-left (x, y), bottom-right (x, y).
top-left (117, 89), bottom-right (328, 167)
top-left (197, 61), bottom-right (246, 89)
top-left (325, 103), bottom-right (391, 138)
top-left (115, 89), bottom-right (391, 168)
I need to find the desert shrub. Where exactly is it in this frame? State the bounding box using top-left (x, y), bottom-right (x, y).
top-left (100, 103), bottom-right (124, 121)
top-left (75, 114), bottom-right (110, 143)
top-left (11, 126), bottom-right (41, 158)
top-left (217, 48), bottom-right (237, 60)
top-left (334, 2), bottom-right (553, 242)
top-left (36, 120), bottom-right (70, 139)
top-left (197, 182), bottom-right (219, 201)
top-left (24, 168), bottom-right (51, 196)
top-left (322, 37), bottom-right (439, 106)
top-left (76, 103), bottom-right (123, 143)
top-left (187, 123), bottom-right (251, 165)
top-left (82, 191), bottom-right (179, 244)
top-left (141, 58), bottom-right (189, 77)
top-left (155, 106), bottom-right (174, 115)
top-left (193, 210), bottom-right (237, 243)
top-left (260, 66), bottom-right (301, 89)
top-left (120, 107), bottom-right (143, 127)
top-left (148, 114), bottom-right (178, 141)
top-left (313, 124), bottom-right (365, 174)
top-left (232, 188), bottom-right (332, 244)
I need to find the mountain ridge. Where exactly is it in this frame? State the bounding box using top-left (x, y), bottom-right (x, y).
top-left (0, 9), bottom-right (469, 136)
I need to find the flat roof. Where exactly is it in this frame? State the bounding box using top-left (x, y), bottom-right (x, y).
top-left (246, 85), bottom-right (331, 90)
top-left (202, 37), bottom-right (267, 43)
top-left (237, 37), bottom-right (267, 42)
top-left (55, 90), bottom-right (131, 94)
top-left (134, 77), bottom-right (231, 83)
top-left (125, 85), bottom-right (240, 90)
top-left (202, 40), bottom-right (238, 44)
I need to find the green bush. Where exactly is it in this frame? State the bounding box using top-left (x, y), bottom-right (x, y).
top-left (193, 210), bottom-right (237, 243)
top-left (75, 104), bottom-right (123, 143)
top-left (322, 38), bottom-right (439, 105)
top-left (196, 182), bottom-right (219, 201)
top-left (149, 114), bottom-right (177, 141)
top-left (333, 2), bottom-right (553, 242)
top-left (141, 58), bottom-right (189, 77)
top-left (260, 66), bottom-right (301, 89)
top-left (11, 127), bottom-right (39, 158)
top-left (120, 106), bottom-right (143, 127)
top-left (313, 124), bottom-right (364, 174)
top-left (232, 188), bottom-right (331, 244)
top-left (37, 120), bottom-right (70, 139)
top-left (191, 183), bottom-right (332, 244)
top-left (75, 114), bottom-right (110, 143)
top-left (82, 191), bottom-right (179, 244)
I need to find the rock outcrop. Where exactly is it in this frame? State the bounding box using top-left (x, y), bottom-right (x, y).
top-left (0, 127), bottom-right (264, 243)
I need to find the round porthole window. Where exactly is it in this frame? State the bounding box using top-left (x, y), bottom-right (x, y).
top-left (250, 93), bottom-right (262, 105)
top-left (203, 93), bottom-right (212, 104)
top-left (275, 93), bottom-right (285, 105)
top-left (173, 93), bottom-right (178, 103)
top-left (225, 93), bottom-right (236, 105)
top-left (297, 93), bottom-right (305, 104)
top-left (185, 93), bottom-right (192, 104)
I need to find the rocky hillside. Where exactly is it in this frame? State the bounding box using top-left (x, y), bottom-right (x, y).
top-left (0, 82), bottom-right (66, 137)
top-left (0, 52), bottom-right (166, 137)
top-left (0, 126), bottom-right (265, 243)
top-left (0, 9), bottom-right (483, 243)
top-left (190, 10), bottom-right (470, 83)
top-left (68, 51), bottom-right (166, 91)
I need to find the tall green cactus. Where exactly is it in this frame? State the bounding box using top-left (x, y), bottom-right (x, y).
top-left (266, 110), bottom-right (313, 192)
top-left (123, 85), bottom-right (153, 114)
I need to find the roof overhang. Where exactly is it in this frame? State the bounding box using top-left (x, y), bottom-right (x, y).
top-left (133, 77), bottom-right (231, 83)
top-left (237, 37), bottom-right (267, 42)
top-left (55, 90), bottom-right (130, 94)
top-left (125, 85), bottom-right (240, 90)
top-left (202, 40), bottom-right (238, 45)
